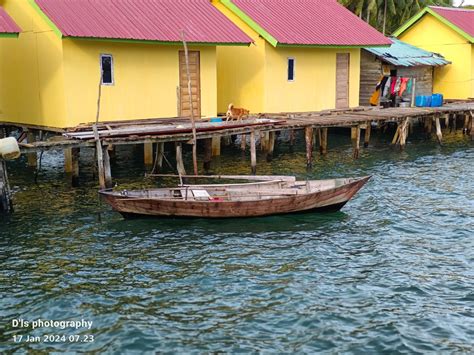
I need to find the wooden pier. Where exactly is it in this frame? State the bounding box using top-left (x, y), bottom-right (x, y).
top-left (0, 101), bottom-right (473, 213)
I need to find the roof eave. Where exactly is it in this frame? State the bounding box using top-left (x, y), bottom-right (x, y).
top-left (393, 7), bottom-right (474, 43)
top-left (276, 43), bottom-right (391, 49)
top-left (64, 36), bottom-right (252, 46)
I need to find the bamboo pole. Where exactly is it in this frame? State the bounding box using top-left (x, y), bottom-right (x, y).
top-left (103, 147), bottom-right (112, 188)
top-left (181, 31), bottom-right (198, 176)
top-left (93, 124), bottom-right (106, 189)
top-left (250, 130), bottom-right (257, 174)
top-left (305, 126), bottom-right (313, 167)
top-left (352, 126), bottom-right (360, 159)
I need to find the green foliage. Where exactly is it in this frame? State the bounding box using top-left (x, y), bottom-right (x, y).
top-left (339, 0), bottom-right (454, 35)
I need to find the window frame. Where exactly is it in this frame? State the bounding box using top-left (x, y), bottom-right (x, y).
top-left (287, 57), bottom-right (295, 82)
top-left (100, 54), bottom-right (114, 86)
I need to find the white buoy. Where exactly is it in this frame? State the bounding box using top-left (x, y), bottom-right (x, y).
top-left (0, 137), bottom-right (21, 160)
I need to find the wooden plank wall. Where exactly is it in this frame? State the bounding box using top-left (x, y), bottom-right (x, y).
top-left (360, 50), bottom-right (435, 106)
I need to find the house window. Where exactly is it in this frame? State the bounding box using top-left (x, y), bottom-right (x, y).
top-left (100, 54), bottom-right (114, 85)
top-left (287, 57), bottom-right (295, 81)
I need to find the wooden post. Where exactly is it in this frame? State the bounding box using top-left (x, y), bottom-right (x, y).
top-left (470, 112), bottom-right (474, 140)
top-left (64, 148), bottom-right (80, 186)
top-left (425, 117), bottom-right (433, 137)
top-left (0, 159), bottom-right (13, 214)
top-left (435, 116), bottom-right (442, 145)
top-left (266, 131), bottom-right (275, 162)
top-left (305, 126), bottom-right (313, 167)
top-left (250, 130), bottom-right (257, 174)
top-left (240, 134), bottom-right (246, 151)
top-left (103, 147), bottom-right (112, 188)
top-left (364, 122), bottom-right (371, 148)
top-left (93, 125), bottom-right (106, 189)
top-left (352, 126), bottom-right (361, 159)
top-left (463, 114), bottom-right (470, 134)
top-left (211, 136), bottom-right (221, 156)
top-left (399, 119), bottom-right (409, 150)
top-left (156, 142), bottom-right (164, 172)
top-left (175, 142), bottom-right (186, 176)
top-left (319, 128), bottom-right (328, 155)
top-left (260, 131), bottom-right (269, 151)
top-left (144, 142), bottom-right (154, 167)
top-left (27, 131), bottom-right (37, 168)
top-left (203, 138), bottom-right (212, 172)
top-left (410, 78), bottom-right (416, 107)
top-left (289, 129), bottom-right (295, 148)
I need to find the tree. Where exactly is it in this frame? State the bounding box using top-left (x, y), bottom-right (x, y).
top-left (339, 0), bottom-right (454, 35)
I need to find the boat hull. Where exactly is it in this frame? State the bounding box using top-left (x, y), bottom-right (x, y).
top-left (100, 177), bottom-right (370, 219)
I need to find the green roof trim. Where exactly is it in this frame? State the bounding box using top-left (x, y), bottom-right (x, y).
top-left (65, 36), bottom-right (250, 46)
top-left (28, 0), bottom-right (63, 38)
top-left (221, 0), bottom-right (278, 47)
top-left (0, 33), bottom-right (19, 38)
top-left (393, 7), bottom-right (474, 43)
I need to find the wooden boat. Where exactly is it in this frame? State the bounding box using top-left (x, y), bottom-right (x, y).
top-left (99, 175), bottom-right (370, 219)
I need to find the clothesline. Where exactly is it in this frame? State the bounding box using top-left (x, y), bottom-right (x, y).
top-left (370, 75), bottom-right (415, 106)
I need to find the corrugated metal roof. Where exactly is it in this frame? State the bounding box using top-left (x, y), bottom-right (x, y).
top-left (364, 38), bottom-right (450, 67)
top-left (430, 6), bottom-right (474, 38)
top-left (229, 0), bottom-right (391, 46)
top-left (35, 0), bottom-right (252, 44)
top-left (0, 7), bottom-right (21, 34)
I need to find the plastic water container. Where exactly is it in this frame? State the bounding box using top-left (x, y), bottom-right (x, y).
top-left (0, 137), bottom-right (21, 160)
top-left (431, 94), bottom-right (443, 107)
top-left (210, 117), bottom-right (223, 123)
top-left (415, 95), bottom-right (426, 107)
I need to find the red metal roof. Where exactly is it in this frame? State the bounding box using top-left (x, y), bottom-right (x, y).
top-left (230, 0), bottom-right (391, 46)
top-left (34, 0), bottom-right (252, 44)
top-left (430, 6), bottom-right (474, 38)
top-left (0, 7), bottom-right (21, 34)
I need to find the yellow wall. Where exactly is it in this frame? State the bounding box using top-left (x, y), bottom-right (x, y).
top-left (213, 0), bottom-right (265, 114)
top-left (264, 45), bottom-right (361, 112)
top-left (0, 0), bottom-right (67, 128)
top-left (213, 0), bottom-right (361, 114)
top-left (0, 0), bottom-right (218, 129)
top-left (63, 40), bottom-right (217, 126)
top-left (398, 14), bottom-right (473, 99)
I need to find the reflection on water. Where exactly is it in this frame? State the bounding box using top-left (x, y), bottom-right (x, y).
top-left (1, 129), bottom-right (473, 353)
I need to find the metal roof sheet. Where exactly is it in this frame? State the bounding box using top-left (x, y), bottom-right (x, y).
top-left (364, 38), bottom-right (450, 67)
top-left (34, 0), bottom-right (252, 44)
top-left (229, 0), bottom-right (391, 46)
top-left (0, 7), bottom-right (21, 34)
top-left (430, 6), bottom-right (474, 38)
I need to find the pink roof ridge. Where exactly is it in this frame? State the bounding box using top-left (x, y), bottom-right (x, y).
top-left (229, 0), bottom-right (391, 46)
top-left (0, 6), bottom-right (21, 34)
top-left (429, 6), bottom-right (474, 38)
top-left (35, 0), bottom-right (252, 44)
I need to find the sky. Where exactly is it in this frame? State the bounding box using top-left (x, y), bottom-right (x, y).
top-left (453, 0), bottom-right (474, 5)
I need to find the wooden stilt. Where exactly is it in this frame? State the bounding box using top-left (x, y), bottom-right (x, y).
top-left (364, 121), bottom-right (371, 148)
top-left (0, 159), bottom-right (13, 214)
top-left (470, 112), bottom-right (474, 140)
top-left (250, 130), bottom-right (257, 174)
top-left (352, 126), bottom-right (360, 159)
top-left (444, 114), bottom-right (449, 128)
top-left (156, 142), bottom-right (164, 172)
top-left (305, 126), bottom-right (313, 167)
top-left (435, 116), bottom-right (442, 145)
top-left (391, 124), bottom-right (400, 145)
top-left (144, 142), bottom-right (153, 166)
top-left (103, 147), bottom-right (112, 188)
top-left (176, 143), bottom-right (186, 176)
top-left (463, 115), bottom-right (469, 134)
top-left (266, 131), bottom-right (276, 162)
top-left (27, 131), bottom-right (37, 168)
top-left (203, 138), bottom-right (212, 172)
top-left (107, 144), bottom-right (116, 161)
top-left (289, 129), bottom-right (295, 147)
top-left (93, 125), bottom-right (106, 190)
top-left (211, 136), bottom-right (221, 157)
top-left (399, 118), bottom-right (410, 150)
top-left (260, 131), bottom-right (269, 151)
top-left (426, 117), bottom-right (433, 138)
top-left (240, 134), bottom-right (246, 151)
top-left (64, 148), bottom-right (80, 186)
top-left (320, 128), bottom-right (328, 155)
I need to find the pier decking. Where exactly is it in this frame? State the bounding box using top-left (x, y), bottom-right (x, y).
top-left (0, 101), bottom-right (473, 213)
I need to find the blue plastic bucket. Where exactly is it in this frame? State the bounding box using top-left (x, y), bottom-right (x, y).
top-left (210, 117), bottom-right (223, 123)
top-left (431, 94), bottom-right (443, 107)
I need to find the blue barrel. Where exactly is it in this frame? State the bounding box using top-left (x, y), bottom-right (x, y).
top-left (415, 95), bottom-right (424, 107)
top-left (431, 94), bottom-right (443, 107)
top-left (425, 95), bottom-right (432, 107)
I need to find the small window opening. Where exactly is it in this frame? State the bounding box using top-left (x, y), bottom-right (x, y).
top-left (287, 58), bottom-right (295, 81)
top-left (101, 54), bottom-right (114, 85)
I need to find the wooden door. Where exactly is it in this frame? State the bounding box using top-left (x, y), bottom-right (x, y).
top-left (336, 53), bottom-right (350, 109)
top-left (179, 50), bottom-right (201, 118)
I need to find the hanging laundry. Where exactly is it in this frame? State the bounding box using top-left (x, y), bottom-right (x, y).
top-left (383, 77), bottom-right (392, 97)
top-left (393, 77), bottom-right (402, 95)
top-left (406, 78), bottom-right (413, 94)
top-left (399, 77), bottom-right (410, 96)
top-left (390, 77), bottom-right (397, 95)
